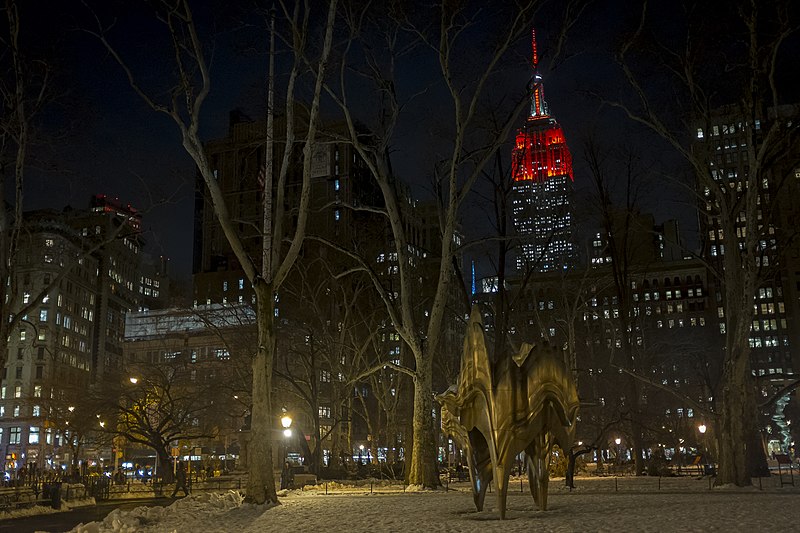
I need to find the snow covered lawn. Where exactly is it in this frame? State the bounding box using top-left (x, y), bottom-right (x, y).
top-left (67, 478), bottom-right (800, 532)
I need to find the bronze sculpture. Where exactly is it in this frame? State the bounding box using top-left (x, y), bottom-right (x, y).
top-left (438, 306), bottom-right (579, 519)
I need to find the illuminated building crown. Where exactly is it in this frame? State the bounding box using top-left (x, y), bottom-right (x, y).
top-left (512, 28), bottom-right (573, 182)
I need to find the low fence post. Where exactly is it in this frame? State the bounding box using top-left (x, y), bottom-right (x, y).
top-left (615, 477), bottom-right (618, 492)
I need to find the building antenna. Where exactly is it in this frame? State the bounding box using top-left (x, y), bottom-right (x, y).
top-left (529, 28), bottom-right (547, 118)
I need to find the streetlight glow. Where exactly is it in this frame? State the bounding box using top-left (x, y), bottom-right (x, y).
top-left (698, 424), bottom-right (707, 434)
top-left (283, 428), bottom-right (292, 438)
top-left (614, 438), bottom-right (621, 445)
top-left (281, 414), bottom-right (292, 429)
top-left (129, 377), bottom-right (139, 384)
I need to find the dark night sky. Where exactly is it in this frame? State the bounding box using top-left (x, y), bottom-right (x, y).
top-left (15, 0), bottom-right (797, 284)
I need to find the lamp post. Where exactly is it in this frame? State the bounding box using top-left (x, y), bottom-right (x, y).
top-left (280, 413), bottom-right (292, 464)
top-left (614, 438), bottom-right (622, 465)
top-left (279, 412), bottom-right (292, 490)
top-left (698, 423), bottom-right (710, 473)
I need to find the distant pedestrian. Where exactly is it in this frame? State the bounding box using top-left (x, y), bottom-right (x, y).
top-left (171, 461), bottom-right (189, 498)
top-left (280, 461), bottom-right (293, 490)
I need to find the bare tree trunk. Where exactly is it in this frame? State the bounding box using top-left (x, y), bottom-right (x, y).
top-left (408, 361), bottom-right (437, 485)
top-left (157, 447), bottom-right (174, 484)
top-left (246, 280), bottom-right (277, 503)
top-left (717, 345), bottom-right (753, 486)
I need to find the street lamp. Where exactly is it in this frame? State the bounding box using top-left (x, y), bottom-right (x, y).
top-left (279, 412), bottom-right (293, 489)
top-left (280, 412), bottom-right (292, 463)
top-left (281, 413), bottom-right (293, 438)
top-left (697, 423), bottom-right (710, 473)
top-left (129, 377), bottom-right (139, 385)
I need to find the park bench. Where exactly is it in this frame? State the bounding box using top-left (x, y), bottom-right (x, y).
top-left (292, 473), bottom-right (317, 488)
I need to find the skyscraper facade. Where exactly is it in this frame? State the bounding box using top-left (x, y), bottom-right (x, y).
top-left (511, 29), bottom-right (576, 272)
top-left (0, 197), bottom-right (145, 472)
top-left (695, 104), bottom-right (800, 454)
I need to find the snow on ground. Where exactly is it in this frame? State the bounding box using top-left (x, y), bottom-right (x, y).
top-left (0, 497), bottom-right (95, 520)
top-left (64, 477), bottom-right (800, 533)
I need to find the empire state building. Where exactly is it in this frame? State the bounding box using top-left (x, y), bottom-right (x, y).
top-left (511, 29), bottom-right (576, 272)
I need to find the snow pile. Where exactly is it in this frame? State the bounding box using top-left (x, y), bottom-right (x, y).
top-left (62, 497), bottom-right (97, 510)
top-left (68, 491), bottom-right (259, 533)
top-left (0, 503), bottom-right (61, 520)
top-left (0, 497), bottom-right (95, 520)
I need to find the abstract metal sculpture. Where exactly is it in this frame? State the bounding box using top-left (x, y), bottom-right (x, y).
top-left (439, 306), bottom-right (579, 519)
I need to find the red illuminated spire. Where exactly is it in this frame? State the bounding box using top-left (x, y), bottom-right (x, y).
top-left (529, 28), bottom-right (547, 118)
top-left (512, 27), bottom-right (573, 183)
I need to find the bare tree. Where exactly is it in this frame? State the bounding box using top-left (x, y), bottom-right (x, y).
top-left (609, 0), bottom-right (800, 486)
top-left (320, 0), bottom-right (588, 488)
top-left (0, 0), bottom-right (51, 372)
top-left (87, 0), bottom-right (338, 503)
top-left (274, 258), bottom-right (383, 474)
top-left (39, 381), bottom-right (109, 474)
top-left (93, 359), bottom-right (222, 484)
